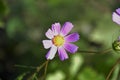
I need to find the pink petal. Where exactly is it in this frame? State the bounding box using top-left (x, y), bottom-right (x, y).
top-left (58, 47), bottom-right (68, 61)
top-left (116, 8), bottom-right (120, 15)
top-left (45, 29), bottom-right (54, 39)
top-left (46, 45), bottom-right (57, 60)
top-left (60, 22), bottom-right (74, 36)
top-left (42, 40), bottom-right (52, 49)
top-left (52, 23), bottom-right (61, 35)
top-left (65, 33), bottom-right (79, 42)
top-left (64, 43), bottom-right (78, 53)
top-left (112, 12), bottom-right (120, 25)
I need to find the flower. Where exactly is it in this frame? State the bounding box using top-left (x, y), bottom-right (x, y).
top-left (42, 22), bottom-right (80, 61)
top-left (112, 8), bottom-right (120, 25)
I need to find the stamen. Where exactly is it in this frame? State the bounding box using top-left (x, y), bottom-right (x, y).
top-left (52, 35), bottom-right (65, 47)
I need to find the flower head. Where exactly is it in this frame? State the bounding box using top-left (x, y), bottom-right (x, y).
top-left (42, 22), bottom-right (80, 61)
top-left (112, 8), bottom-right (120, 25)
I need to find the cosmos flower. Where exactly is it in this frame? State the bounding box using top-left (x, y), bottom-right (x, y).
top-left (112, 8), bottom-right (120, 25)
top-left (42, 22), bottom-right (80, 61)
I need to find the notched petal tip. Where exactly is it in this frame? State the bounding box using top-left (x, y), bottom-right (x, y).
top-left (61, 57), bottom-right (69, 61)
top-left (45, 45), bottom-right (57, 60)
top-left (64, 43), bottom-right (79, 53)
top-left (42, 40), bottom-right (52, 49)
top-left (65, 21), bottom-right (73, 25)
top-left (64, 22), bottom-right (74, 29)
top-left (116, 8), bottom-right (120, 14)
top-left (45, 29), bottom-right (54, 39)
top-left (58, 47), bottom-right (69, 61)
top-left (65, 32), bottom-right (80, 42)
top-left (51, 22), bottom-right (61, 35)
top-left (74, 46), bottom-right (79, 53)
top-left (60, 22), bottom-right (74, 36)
top-left (112, 12), bottom-right (120, 25)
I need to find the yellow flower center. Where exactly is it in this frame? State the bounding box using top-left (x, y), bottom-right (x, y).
top-left (52, 35), bottom-right (65, 47)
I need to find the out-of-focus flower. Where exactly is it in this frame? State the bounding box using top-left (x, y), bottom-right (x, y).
top-left (112, 8), bottom-right (120, 25)
top-left (42, 22), bottom-right (80, 61)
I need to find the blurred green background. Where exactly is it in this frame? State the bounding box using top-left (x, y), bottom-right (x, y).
top-left (0, 0), bottom-right (120, 80)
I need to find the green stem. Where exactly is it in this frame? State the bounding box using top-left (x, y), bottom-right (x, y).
top-left (14, 64), bottom-right (36, 69)
top-left (111, 65), bottom-right (120, 80)
top-left (106, 58), bottom-right (120, 80)
top-left (33, 73), bottom-right (38, 80)
top-left (44, 60), bottom-right (49, 78)
top-left (14, 60), bottom-right (50, 80)
top-left (37, 60), bottom-right (49, 80)
top-left (36, 60), bottom-right (48, 73)
top-left (78, 48), bottom-right (112, 54)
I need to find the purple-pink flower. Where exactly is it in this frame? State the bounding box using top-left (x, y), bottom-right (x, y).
top-left (42, 22), bottom-right (79, 61)
top-left (112, 8), bottom-right (120, 25)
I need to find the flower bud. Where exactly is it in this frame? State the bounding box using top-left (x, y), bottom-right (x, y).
top-left (112, 36), bottom-right (120, 51)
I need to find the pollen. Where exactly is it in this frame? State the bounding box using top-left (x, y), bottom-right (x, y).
top-left (52, 35), bottom-right (65, 47)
